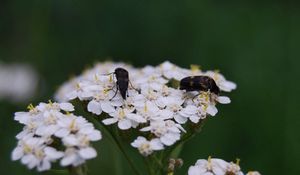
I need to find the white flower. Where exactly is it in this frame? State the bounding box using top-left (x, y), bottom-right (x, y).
top-left (51, 61), bottom-right (236, 161)
top-left (11, 136), bottom-right (63, 171)
top-left (60, 147), bottom-right (97, 167)
top-left (131, 136), bottom-right (164, 156)
top-left (160, 96), bottom-right (189, 124)
top-left (14, 104), bottom-right (40, 125)
top-left (87, 89), bottom-right (120, 115)
top-left (186, 92), bottom-right (231, 118)
top-left (35, 110), bottom-right (63, 136)
top-left (55, 61), bottom-right (236, 126)
top-left (216, 96), bottom-right (231, 104)
top-left (36, 101), bottom-right (74, 112)
top-left (225, 161), bottom-right (244, 175)
top-left (141, 120), bottom-right (185, 146)
top-left (188, 157), bottom-right (248, 175)
top-left (62, 127), bottom-right (101, 147)
top-left (12, 101), bottom-right (102, 171)
top-left (65, 81), bottom-right (96, 101)
top-left (159, 61), bottom-right (190, 80)
top-left (55, 115), bottom-right (96, 138)
top-left (204, 71), bottom-right (237, 92)
top-left (59, 102), bottom-right (75, 111)
top-left (178, 105), bottom-right (200, 123)
top-left (134, 100), bottom-right (161, 121)
top-left (102, 107), bottom-right (146, 130)
top-left (188, 157), bottom-right (229, 175)
top-left (0, 63), bottom-right (38, 102)
top-left (136, 68), bottom-right (168, 90)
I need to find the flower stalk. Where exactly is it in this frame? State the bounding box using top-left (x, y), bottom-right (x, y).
top-left (68, 165), bottom-right (87, 175)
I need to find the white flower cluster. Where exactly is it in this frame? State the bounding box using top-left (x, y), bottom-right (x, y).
top-left (0, 62), bottom-right (38, 102)
top-left (188, 157), bottom-right (261, 175)
top-left (12, 101), bottom-right (102, 171)
top-left (55, 61), bottom-right (236, 156)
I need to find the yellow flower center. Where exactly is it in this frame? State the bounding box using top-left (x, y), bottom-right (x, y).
top-left (207, 156), bottom-right (212, 171)
top-left (69, 119), bottom-right (77, 131)
top-left (23, 144), bottom-right (32, 153)
top-left (35, 149), bottom-right (45, 159)
top-left (75, 83), bottom-right (81, 90)
top-left (27, 103), bottom-right (35, 111)
top-left (118, 109), bottom-right (126, 119)
top-left (109, 75), bottom-right (113, 83)
top-left (190, 64), bottom-right (201, 73)
top-left (144, 103), bottom-right (148, 113)
top-left (94, 74), bottom-right (99, 81)
top-left (138, 143), bottom-right (151, 154)
top-left (213, 70), bottom-right (220, 81)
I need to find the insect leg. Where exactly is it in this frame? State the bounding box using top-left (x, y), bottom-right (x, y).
top-left (192, 93), bottom-right (200, 102)
top-left (110, 86), bottom-right (119, 100)
top-left (129, 80), bottom-right (140, 93)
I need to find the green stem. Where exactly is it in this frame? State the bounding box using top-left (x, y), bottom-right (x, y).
top-left (164, 120), bottom-right (207, 166)
top-left (144, 157), bottom-right (156, 175)
top-left (113, 128), bottom-right (141, 175)
top-left (152, 154), bottom-right (164, 169)
top-left (87, 115), bottom-right (141, 175)
top-left (143, 157), bottom-right (152, 175)
top-left (48, 169), bottom-right (68, 174)
top-left (68, 165), bottom-right (86, 175)
top-left (152, 154), bottom-right (165, 175)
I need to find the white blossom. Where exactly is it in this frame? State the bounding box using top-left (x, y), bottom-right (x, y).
top-left (204, 71), bottom-right (237, 92)
top-left (188, 157), bottom-right (229, 175)
top-left (131, 136), bottom-right (164, 156)
top-left (102, 106), bottom-right (146, 130)
top-left (188, 157), bottom-right (249, 175)
top-left (11, 136), bottom-right (63, 171)
top-left (12, 61), bottom-right (248, 172)
top-left (0, 63), bottom-right (38, 102)
top-left (12, 101), bottom-right (102, 171)
top-left (225, 161), bottom-right (244, 175)
top-left (60, 147), bottom-right (97, 167)
top-left (54, 61), bottom-right (236, 156)
top-left (141, 120), bottom-right (185, 146)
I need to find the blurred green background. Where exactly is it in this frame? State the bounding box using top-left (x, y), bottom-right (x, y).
top-left (1, 0), bottom-right (299, 174)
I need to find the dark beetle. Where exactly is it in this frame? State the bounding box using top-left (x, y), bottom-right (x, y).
top-left (113, 67), bottom-right (129, 99)
top-left (179, 76), bottom-right (220, 95)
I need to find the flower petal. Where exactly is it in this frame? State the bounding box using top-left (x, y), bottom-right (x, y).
top-left (127, 114), bottom-right (147, 123)
top-left (101, 101), bottom-right (115, 113)
top-left (87, 100), bottom-right (102, 115)
top-left (206, 105), bottom-right (218, 116)
top-left (61, 154), bottom-right (77, 166)
top-left (118, 119), bottom-right (132, 130)
top-left (79, 147), bottom-right (97, 159)
top-left (102, 118), bottom-right (118, 125)
top-left (217, 96), bottom-right (231, 104)
top-left (59, 103), bottom-right (74, 111)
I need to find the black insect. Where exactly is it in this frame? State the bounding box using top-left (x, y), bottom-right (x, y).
top-left (179, 76), bottom-right (220, 95)
top-left (112, 67), bottom-right (129, 100)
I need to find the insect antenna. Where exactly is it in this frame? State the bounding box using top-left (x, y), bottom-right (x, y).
top-left (101, 72), bottom-right (114, 76)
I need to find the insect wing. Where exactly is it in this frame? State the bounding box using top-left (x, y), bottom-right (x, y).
top-left (117, 80), bottom-right (129, 99)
